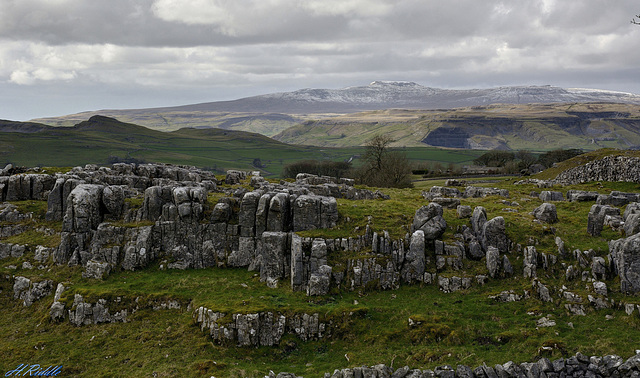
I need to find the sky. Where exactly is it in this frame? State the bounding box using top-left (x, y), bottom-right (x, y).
top-left (1, 0), bottom-right (640, 121)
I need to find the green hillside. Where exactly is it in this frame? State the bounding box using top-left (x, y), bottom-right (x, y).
top-left (0, 116), bottom-right (481, 177)
top-left (32, 110), bottom-right (303, 136)
top-left (273, 103), bottom-right (640, 150)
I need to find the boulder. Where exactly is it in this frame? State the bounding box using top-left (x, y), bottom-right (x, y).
top-left (411, 203), bottom-right (447, 240)
top-left (567, 190), bottom-right (599, 202)
top-left (211, 202), bottom-right (231, 223)
top-left (467, 240), bottom-right (484, 260)
top-left (423, 186), bottom-right (462, 199)
top-left (239, 191), bottom-right (261, 236)
top-left (486, 246), bottom-right (500, 278)
top-left (610, 233), bottom-right (640, 293)
top-left (430, 197), bottom-right (461, 209)
top-left (292, 195), bottom-right (338, 232)
top-left (532, 203), bottom-right (558, 223)
top-left (457, 205), bottom-right (472, 218)
top-left (523, 246), bottom-right (537, 278)
top-left (592, 257), bottom-right (607, 280)
top-left (593, 281), bottom-right (608, 296)
top-left (401, 230), bottom-right (426, 283)
top-left (597, 194), bottom-right (630, 207)
top-left (502, 255), bottom-right (513, 277)
top-left (225, 170), bottom-right (247, 185)
top-left (555, 236), bottom-right (566, 258)
top-left (445, 179), bottom-right (466, 187)
top-left (121, 226), bottom-right (154, 271)
top-left (228, 237), bottom-right (256, 267)
top-left (470, 206), bottom-right (487, 238)
top-left (255, 193), bottom-right (272, 236)
top-left (624, 202), bottom-right (640, 221)
top-left (259, 232), bottom-right (290, 287)
top-left (102, 185), bottom-right (126, 219)
top-left (482, 217), bottom-right (509, 254)
top-left (587, 204), bottom-right (620, 236)
top-left (82, 260), bottom-right (111, 279)
top-left (50, 301), bottom-right (66, 322)
top-left (5, 174), bottom-right (31, 201)
top-left (34, 245), bottom-right (53, 263)
top-left (533, 279), bottom-right (553, 303)
top-left (142, 186), bottom-right (172, 221)
top-left (62, 184), bottom-right (104, 233)
top-left (307, 265), bottom-right (332, 296)
top-left (0, 243), bottom-right (26, 259)
top-left (539, 191), bottom-right (564, 202)
top-left (13, 277), bottom-right (54, 307)
top-left (464, 186), bottom-right (509, 198)
top-left (267, 193), bottom-right (291, 232)
top-left (624, 213), bottom-right (640, 236)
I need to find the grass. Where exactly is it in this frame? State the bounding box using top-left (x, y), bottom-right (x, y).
top-left (2, 271), bottom-right (640, 377)
top-left (4, 163), bottom-right (640, 376)
top-left (2, 229), bottom-right (60, 248)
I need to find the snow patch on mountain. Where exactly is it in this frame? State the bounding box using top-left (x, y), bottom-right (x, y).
top-left (256, 81), bottom-right (640, 108)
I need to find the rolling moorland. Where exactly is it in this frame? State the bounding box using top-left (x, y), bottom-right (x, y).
top-left (27, 84), bottom-right (640, 153)
top-left (2, 150), bottom-right (640, 377)
top-left (30, 82), bottom-right (640, 139)
top-left (273, 103), bottom-right (640, 151)
top-left (0, 116), bottom-right (482, 178)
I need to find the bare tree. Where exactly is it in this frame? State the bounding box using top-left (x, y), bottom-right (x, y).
top-left (632, 14), bottom-right (640, 24)
top-left (357, 135), bottom-right (413, 188)
top-left (363, 134), bottom-right (393, 172)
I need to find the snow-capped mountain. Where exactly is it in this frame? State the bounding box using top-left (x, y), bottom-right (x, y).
top-left (30, 81), bottom-right (640, 135)
top-left (166, 81), bottom-right (640, 114)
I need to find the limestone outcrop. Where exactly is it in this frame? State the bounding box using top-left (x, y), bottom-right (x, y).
top-left (194, 306), bottom-right (330, 347)
top-left (13, 276), bottom-right (54, 306)
top-left (610, 233), bottom-right (640, 293)
top-left (587, 204), bottom-right (619, 236)
top-left (532, 203), bottom-right (558, 223)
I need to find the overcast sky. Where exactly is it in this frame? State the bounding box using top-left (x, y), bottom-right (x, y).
top-left (1, 0), bottom-right (640, 121)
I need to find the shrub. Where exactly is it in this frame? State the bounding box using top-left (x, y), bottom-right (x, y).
top-left (281, 160), bottom-right (351, 179)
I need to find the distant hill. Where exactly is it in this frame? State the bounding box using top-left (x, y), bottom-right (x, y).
top-left (30, 82), bottom-right (640, 136)
top-left (273, 103), bottom-right (640, 151)
top-left (0, 116), bottom-right (353, 176)
top-left (0, 116), bottom-right (482, 175)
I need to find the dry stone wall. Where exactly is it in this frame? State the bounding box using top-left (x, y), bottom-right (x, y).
top-left (554, 155), bottom-right (640, 185)
top-left (272, 352), bottom-right (640, 378)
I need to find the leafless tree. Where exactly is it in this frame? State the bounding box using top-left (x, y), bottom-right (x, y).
top-left (357, 135), bottom-right (413, 188)
top-left (632, 14), bottom-right (640, 25)
top-left (363, 134), bottom-right (393, 172)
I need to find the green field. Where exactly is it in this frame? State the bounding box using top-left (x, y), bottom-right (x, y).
top-left (0, 116), bottom-right (483, 177)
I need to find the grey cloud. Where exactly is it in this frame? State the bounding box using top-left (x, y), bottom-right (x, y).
top-left (2, 0), bottom-right (640, 121)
